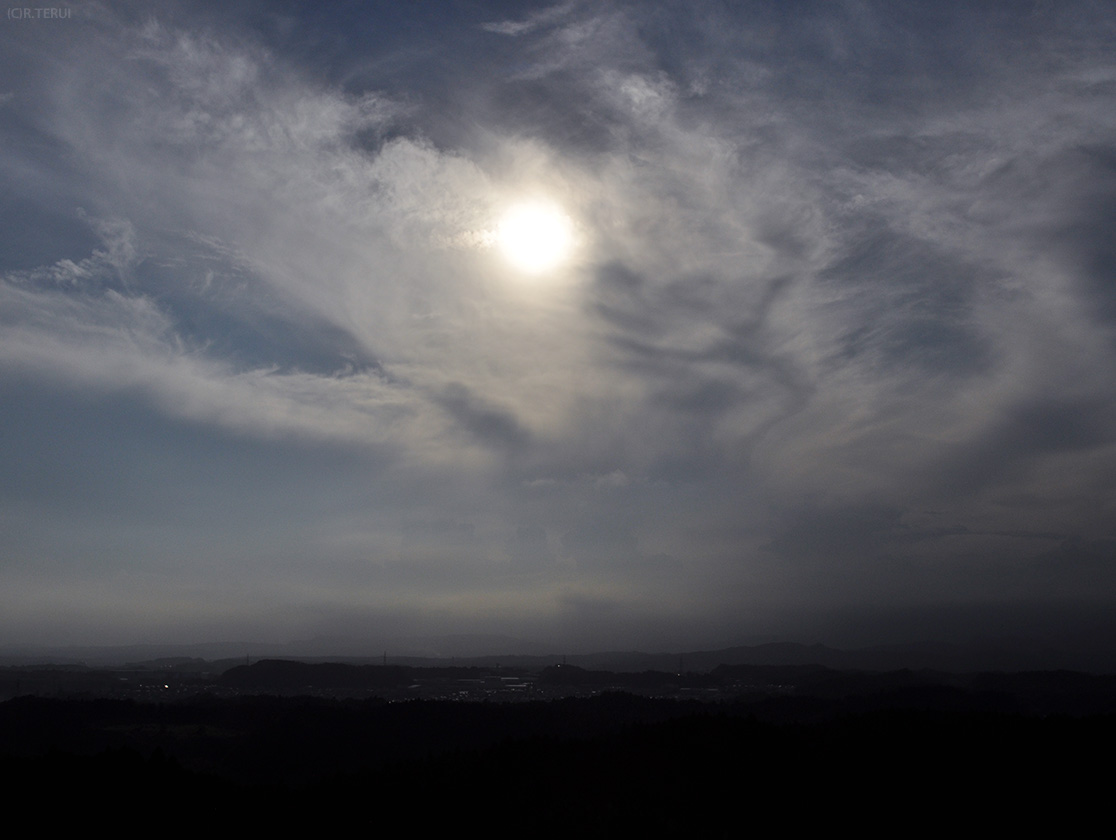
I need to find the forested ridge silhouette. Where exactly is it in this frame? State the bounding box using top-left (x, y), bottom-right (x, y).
top-left (3, 660), bottom-right (1113, 831)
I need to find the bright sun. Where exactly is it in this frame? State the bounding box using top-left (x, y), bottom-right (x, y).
top-left (496, 201), bottom-right (574, 274)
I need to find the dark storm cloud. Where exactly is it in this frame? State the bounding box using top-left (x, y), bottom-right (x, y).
top-left (1, 1), bottom-right (1114, 652)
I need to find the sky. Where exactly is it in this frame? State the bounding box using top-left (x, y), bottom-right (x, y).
top-left (2, 0), bottom-right (1115, 656)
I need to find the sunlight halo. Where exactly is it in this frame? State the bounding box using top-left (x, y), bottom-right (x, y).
top-left (496, 201), bottom-right (574, 274)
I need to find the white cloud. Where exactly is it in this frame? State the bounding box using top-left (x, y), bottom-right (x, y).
top-left (480, 1), bottom-right (577, 37)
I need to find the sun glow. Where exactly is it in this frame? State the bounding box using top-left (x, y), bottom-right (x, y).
top-left (496, 201), bottom-right (574, 274)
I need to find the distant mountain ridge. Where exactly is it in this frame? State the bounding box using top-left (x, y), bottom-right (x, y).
top-left (4, 635), bottom-right (1115, 673)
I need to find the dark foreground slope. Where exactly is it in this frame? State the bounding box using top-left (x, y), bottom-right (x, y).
top-left (3, 693), bottom-right (1113, 833)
